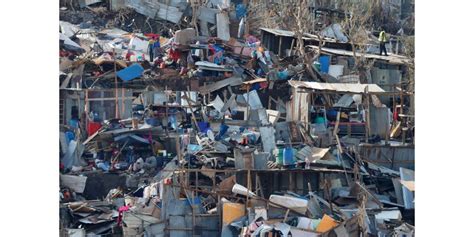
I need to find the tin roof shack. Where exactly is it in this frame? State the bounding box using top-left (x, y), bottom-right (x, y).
top-left (308, 46), bottom-right (413, 105)
top-left (287, 80), bottom-right (414, 170)
top-left (287, 80), bottom-right (386, 132)
top-left (260, 28), bottom-right (352, 58)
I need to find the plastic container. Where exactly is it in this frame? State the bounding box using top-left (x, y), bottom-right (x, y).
top-left (319, 56), bottom-right (330, 73)
top-left (283, 147), bottom-right (294, 166)
top-left (315, 116), bottom-right (326, 124)
top-left (277, 148), bottom-right (284, 164)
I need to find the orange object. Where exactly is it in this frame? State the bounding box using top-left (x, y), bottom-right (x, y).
top-left (222, 202), bottom-right (245, 225)
top-left (316, 214), bottom-right (339, 233)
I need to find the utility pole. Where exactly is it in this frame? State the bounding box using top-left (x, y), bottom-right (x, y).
top-left (113, 47), bottom-right (119, 118)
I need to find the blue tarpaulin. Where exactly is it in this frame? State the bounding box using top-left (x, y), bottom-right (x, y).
top-left (117, 63), bottom-right (144, 81)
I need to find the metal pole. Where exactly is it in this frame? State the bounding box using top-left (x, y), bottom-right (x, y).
top-left (113, 47), bottom-right (119, 118)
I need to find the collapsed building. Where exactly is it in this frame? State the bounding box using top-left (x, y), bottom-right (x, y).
top-left (59, 1), bottom-right (415, 236)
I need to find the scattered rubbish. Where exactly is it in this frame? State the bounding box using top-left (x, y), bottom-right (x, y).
top-left (59, 1), bottom-right (415, 235)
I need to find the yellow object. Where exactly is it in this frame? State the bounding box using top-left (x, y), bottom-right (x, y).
top-left (316, 214), bottom-right (339, 233)
top-left (222, 202), bottom-right (245, 225)
top-left (378, 31), bottom-right (388, 42)
top-left (159, 36), bottom-right (169, 45)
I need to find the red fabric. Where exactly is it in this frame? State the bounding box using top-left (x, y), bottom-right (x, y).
top-left (87, 122), bottom-right (102, 136)
top-left (125, 51), bottom-right (135, 61)
top-left (169, 49), bottom-right (180, 62)
top-left (144, 33), bottom-right (160, 39)
top-left (393, 108), bottom-right (399, 121)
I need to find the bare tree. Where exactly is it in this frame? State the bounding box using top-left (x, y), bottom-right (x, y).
top-left (248, 0), bottom-right (330, 81)
top-left (400, 35), bottom-right (415, 115)
top-left (339, 0), bottom-right (381, 82)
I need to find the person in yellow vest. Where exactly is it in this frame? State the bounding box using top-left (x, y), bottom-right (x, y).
top-left (379, 30), bottom-right (389, 56)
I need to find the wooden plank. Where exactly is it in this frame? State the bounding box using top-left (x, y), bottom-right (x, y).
top-left (60, 175), bottom-right (87, 193)
top-left (196, 7), bottom-right (219, 24)
top-left (60, 73), bottom-right (73, 89)
top-left (123, 212), bottom-right (160, 228)
top-left (198, 76), bottom-right (243, 94)
top-left (216, 12), bottom-right (230, 41)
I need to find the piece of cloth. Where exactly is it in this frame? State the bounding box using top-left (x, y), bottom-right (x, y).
top-left (117, 205), bottom-right (130, 226)
top-left (87, 122), bottom-right (102, 136)
top-left (144, 156), bottom-right (157, 170)
top-left (169, 48), bottom-right (180, 62)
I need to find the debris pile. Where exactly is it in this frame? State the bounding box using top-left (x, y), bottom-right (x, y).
top-left (59, 1), bottom-right (415, 236)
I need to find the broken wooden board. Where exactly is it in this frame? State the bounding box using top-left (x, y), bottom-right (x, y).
top-left (123, 212), bottom-right (160, 228)
top-left (266, 110), bottom-right (280, 125)
top-left (60, 73), bottom-right (74, 89)
top-left (61, 174), bottom-right (88, 193)
top-left (216, 12), bottom-right (230, 41)
top-left (259, 126), bottom-right (276, 153)
top-left (400, 180), bottom-right (415, 192)
top-left (400, 167), bottom-right (415, 209)
top-left (199, 76), bottom-right (243, 94)
top-left (221, 94), bottom-right (237, 112)
top-left (196, 7), bottom-right (219, 24)
top-left (309, 147), bottom-right (331, 162)
top-left (175, 28), bottom-right (196, 45)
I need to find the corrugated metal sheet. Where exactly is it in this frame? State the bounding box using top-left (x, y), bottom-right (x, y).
top-left (333, 94), bottom-right (355, 108)
top-left (369, 105), bottom-right (391, 138)
top-left (309, 46), bottom-right (410, 65)
top-left (125, 0), bottom-right (184, 24)
top-left (289, 81), bottom-right (385, 94)
top-left (260, 28), bottom-right (295, 37)
top-left (360, 145), bottom-right (414, 170)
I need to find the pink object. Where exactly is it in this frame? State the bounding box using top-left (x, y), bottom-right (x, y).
top-left (117, 205), bottom-right (130, 226)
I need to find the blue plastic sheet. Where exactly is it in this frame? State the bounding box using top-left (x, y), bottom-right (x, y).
top-left (236, 4), bottom-right (247, 19)
top-left (117, 63), bottom-right (144, 81)
top-left (197, 122), bottom-right (210, 133)
top-left (277, 70), bottom-right (289, 80)
top-left (319, 56), bottom-right (330, 73)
